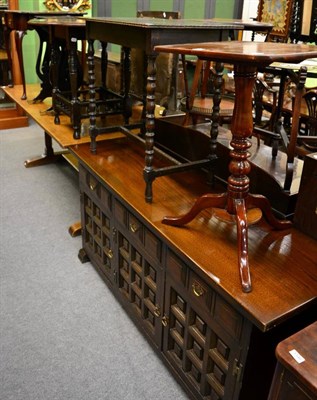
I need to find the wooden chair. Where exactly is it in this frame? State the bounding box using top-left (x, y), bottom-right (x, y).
top-left (290, 0), bottom-right (317, 44)
top-left (254, 0), bottom-right (294, 43)
top-left (295, 89), bottom-right (317, 155)
top-left (180, 59), bottom-right (235, 127)
top-left (252, 77), bottom-right (281, 154)
top-left (251, 67), bottom-right (309, 191)
top-left (279, 66), bottom-right (308, 191)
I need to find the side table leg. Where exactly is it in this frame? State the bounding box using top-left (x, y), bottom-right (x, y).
top-left (235, 198), bottom-right (251, 293)
top-left (69, 221), bottom-right (82, 237)
top-left (247, 194), bottom-right (292, 229)
top-left (162, 193), bottom-right (227, 226)
top-left (143, 53), bottom-right (157, 203)
top-left (3, 26), bottom-right (13, 87)
top-left (15, 30), bottom-right (27, 100)
top-left (88, 39), bottom-right (97, 154)
top-left (69, 37), bottom-right (81, 139)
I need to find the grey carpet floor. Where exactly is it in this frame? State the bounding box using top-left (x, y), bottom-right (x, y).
top-left (0, 120), bottom-right (188, 400)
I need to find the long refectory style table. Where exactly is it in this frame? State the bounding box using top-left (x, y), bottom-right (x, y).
top-left (2, 84), bottom-right (133, 168)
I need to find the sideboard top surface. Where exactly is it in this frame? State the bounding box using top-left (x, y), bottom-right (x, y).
top-left (70, 137), bottom-right (317, 332)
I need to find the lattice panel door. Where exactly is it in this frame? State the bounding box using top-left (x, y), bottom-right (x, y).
top-left (163, 279), bottom-right (251, 400)
top-left (82, 193), bottom-right (114, 282)
top-left (117, 230), bottom-right (163, 347)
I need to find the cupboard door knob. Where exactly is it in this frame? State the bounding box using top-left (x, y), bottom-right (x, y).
top-left (129, 223), bottom-right (139, 233)
top-left (89, 181), bottom-right (98, 191)
top-left (161, 315), bottom-right (169, 327)
top-left (153, 306), bottom-right (161, 317)
top-left (105, 249), bottom-right (113, 259)
top-left (192, 282), bottom-right (205, 297)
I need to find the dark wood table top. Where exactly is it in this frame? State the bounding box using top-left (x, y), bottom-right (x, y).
top-left (207, 17), bottom-right (273, 32)
top-left (28, 16), bottom-right (86, 28)
top-left (154, 41), bottom-right (317, 66)
top-left (3, 10), bottom-right (86, 29)
top-left (4, 10), bottom-right (85, 16)
top-left (85, 16), bottom-right (244, 30)
top-left (276, 322), bottom-right (317, 395)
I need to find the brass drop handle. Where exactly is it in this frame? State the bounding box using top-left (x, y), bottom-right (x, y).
top-left (105, 249), bottom-right (113, 259)
top-left (192, 282), bottom-right (205, 297)
top-left (161, 315), bottom-right (169, 327)
top-left (129, 223), bottom-right (139, 233)
top-left (153, 306), bottom-right (161, 317)
top-left (89, 178), bottom-right (98, 191)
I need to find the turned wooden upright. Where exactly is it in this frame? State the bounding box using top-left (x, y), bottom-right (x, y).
top-left (154, 41), bottom-right (317, 293)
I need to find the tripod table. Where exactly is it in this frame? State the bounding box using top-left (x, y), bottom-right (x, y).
top-left (154, 41), bottom-right (317, 293)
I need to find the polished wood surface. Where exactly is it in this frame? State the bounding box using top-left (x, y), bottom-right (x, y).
top-left (3, 84), bottom-right (87, 147)
top-left (3, 84), bottom-right (137, 167)
top-left (155, 42), bottom-right (317, 64)
top-left (268, 322), bottom-right (317, 399)
top-left (154, 41), bottom-right (317, 292)
top-left (69, 137), bottom-right (317, 332)
top-left (276, 322), bottom-right (317, 395)
top-left (0, 105), bottom-right (28, 129)
top-left (27, 15), bottom-right (86, 27)
top-left (3, 84), bottom-right (132, 147)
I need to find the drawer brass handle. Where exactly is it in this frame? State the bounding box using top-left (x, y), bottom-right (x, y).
top-left (129, 223), bottom-right (139, 233)
top-left (105, 249), bottom-right (113, 259)
top-left (192, 282), bottom-right (205, 297)
top-left (161, 315), bottom-right (169, 327)
top-left (153, 306), bottom-right (161, 317)
top-left (89, 181), bottom-right (98, 191)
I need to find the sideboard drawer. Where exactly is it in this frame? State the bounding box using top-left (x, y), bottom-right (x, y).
top-left (188, 270), bottom-right (212, 315)
top-left (79, 165), bottom-right (112, 213)
top-left (114, 199), bottom-right (162, 264)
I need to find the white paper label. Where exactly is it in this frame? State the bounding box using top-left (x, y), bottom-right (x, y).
top-left (289, 349), bottom-right (305, 364)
